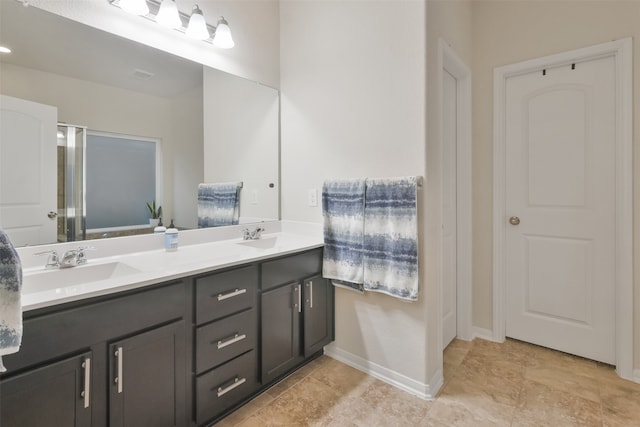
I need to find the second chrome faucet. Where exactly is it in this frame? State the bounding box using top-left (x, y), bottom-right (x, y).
top-left (35, 246), bottom-right (94, 269)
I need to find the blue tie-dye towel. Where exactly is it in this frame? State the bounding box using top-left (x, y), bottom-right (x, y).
top-left (322, 179), bottom-right (366, 292)
top-left (363, 177), bottom-right (419, 301)
top-left (0, 228), bottom-right (22, 372)
top-left (197, 182), bottom-right (242, 228)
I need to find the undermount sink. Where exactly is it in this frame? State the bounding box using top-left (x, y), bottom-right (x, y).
top-left (23, 262), bottom-right (142, 294)
top-left (236, 236), bottom-right (279, 250)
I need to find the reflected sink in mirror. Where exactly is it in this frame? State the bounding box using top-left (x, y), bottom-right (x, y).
top-left (23, 262), bottom-right (142, 294)
top-left (236, 236), bottom-right (279, 250)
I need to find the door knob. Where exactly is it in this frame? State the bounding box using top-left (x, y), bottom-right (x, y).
top-left (509, 216), bottom-right (520, 226)
top-left (47, 211), bottom-right (58, 219)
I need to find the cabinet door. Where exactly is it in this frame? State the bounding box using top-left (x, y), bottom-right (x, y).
top-left (109, 321), bottom-right (185, 427)
top-left (261, 282), bottom-right (303, 383)
top-left (303, 276), bottom-right (335, 357)
top-left (0, 351), bottom-right (92, 427)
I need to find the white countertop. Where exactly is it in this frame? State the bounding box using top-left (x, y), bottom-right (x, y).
top-left (20, 222), bottom-right (323, 312)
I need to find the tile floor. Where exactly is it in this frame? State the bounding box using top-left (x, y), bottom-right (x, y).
top-left (215, 338), bottom-right (640, 426)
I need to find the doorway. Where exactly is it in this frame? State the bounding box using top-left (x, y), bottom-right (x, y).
top-left (439, 39), bottom-right (472, 348)
top-left (493, 39), bottom-right (633, 378)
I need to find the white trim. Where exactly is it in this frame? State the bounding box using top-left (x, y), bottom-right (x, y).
top-left (438, 38), bottom-right (473, 344)
top-left (633, 370), bottom-right (640, 385)
top-left (324, 344), bottom-right (440, 400)
top-left (472, 326), bottom-right (497, 342)
top-left (492, 38), bottom-right (633, 379)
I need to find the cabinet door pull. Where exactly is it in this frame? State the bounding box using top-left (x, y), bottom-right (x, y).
top-left (81, 357), bottom-right (91, 409)
top-left (216, 333), bottom-right (247, 349)
top-left (297, 284), bottom-right (302, 313)
top-left (309, 281), bottom-right (314, 308)
top-left (216, 288), bottom-right (247, 301)
top-left (114, 347), bottom-right (123, 394)
top-left (216, 376), bottom-right (246, 397)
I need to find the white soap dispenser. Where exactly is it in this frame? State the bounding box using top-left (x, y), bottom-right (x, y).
top-left (164, 219), bottom-right (178, 251)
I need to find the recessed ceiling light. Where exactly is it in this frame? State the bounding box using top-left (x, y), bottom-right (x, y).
top-left (0, 46), bottom-right (12, 54)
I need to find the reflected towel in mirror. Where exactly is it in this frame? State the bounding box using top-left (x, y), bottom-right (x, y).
top-left (197, 182), bottom-right (243, 228)
top-left (0, 227), bottom-right (22, 372)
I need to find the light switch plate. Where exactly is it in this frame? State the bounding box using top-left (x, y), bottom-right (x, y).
top-left (307, 189), bottom-right (318, 207)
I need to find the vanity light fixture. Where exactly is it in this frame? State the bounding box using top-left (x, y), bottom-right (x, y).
top-left (0, 46), bottom-right (11, 54)
top-left (119, 0), bottom-right (150, 15)
top-left (109, 0), bottom-right (234, 48)
top-left (155, 0), bottom-right (181, 29)
top-left (212, 17), bottom-right (234, 48)
top-left (185, 5), bottom-right (209, 40)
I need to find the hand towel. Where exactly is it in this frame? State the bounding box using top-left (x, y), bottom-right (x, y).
top-left (321, 179), bottom-right (366, 293)
top-left (197, 182), bottom-right (242, 228)
top-left (363, 176), bottom-right (419, 301)
top-left (0, 228), bottom-right (23, 372)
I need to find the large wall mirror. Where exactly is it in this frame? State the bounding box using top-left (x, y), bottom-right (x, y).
top-left (0, 1), bottom-right (279, 247)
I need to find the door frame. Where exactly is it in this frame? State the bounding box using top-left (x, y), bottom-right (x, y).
top-left (439, 38), bottom-right (473, 346)
top-left (492, 38), bottom-right (633, 379)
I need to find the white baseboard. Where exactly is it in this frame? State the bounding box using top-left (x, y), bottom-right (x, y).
top-left (633, 369), bottom-right (640, 384)
top-left (324, 344), bottom-right (441, 400)
top-left (472, 326), bottom-right (498, 342)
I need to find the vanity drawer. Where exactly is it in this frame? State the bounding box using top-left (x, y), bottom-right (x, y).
top-left (196, 350), bottom-right (259, 424)
top-left (196, 308), bottom-right (257, 374)
top-left (196, 265), bottom-right (258, 324)
top-left (261, 248), bottom-right (323, 291)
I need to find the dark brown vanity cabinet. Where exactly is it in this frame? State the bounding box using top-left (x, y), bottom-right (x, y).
top-left (0, 247), bottom-right (334, 427)
top-left (261, 249), bottom-right (334, 384)
top-left (0, 281), bottom-right (188, 427)
top-left (108, 321), bottom-right (185, 427)
top-left (193, 265), bottom-right (260, 426)
top-left (0, 351), bottom-right (93, 427)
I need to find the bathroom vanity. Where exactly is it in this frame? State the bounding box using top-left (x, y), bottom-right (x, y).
top-left (0, 228), bottom-right (332, 427)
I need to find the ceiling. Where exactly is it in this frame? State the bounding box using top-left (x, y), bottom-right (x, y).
top-left (0, 0), bottom-right (203, 99)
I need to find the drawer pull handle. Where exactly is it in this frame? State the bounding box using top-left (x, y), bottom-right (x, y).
top-left (216, 333), bottom-right (247, 349)
top-left (216, 288), bottom-right (247, 301)
top-left (216, 376), bottom-right (246, 397)
top-left (81, 357), bottom-right (91, 409)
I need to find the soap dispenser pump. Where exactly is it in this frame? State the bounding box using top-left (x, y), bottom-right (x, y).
top-left (154, 218), bottom-right (166, 234)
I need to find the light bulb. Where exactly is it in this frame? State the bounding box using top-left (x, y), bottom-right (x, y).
top-left (119, 0), bottom-right (149, 15)
top-left (156, 0), bottom-right (181, 28)
top-left (185, 5), bottom-right (209, 40)
top-left (212, 17), bottom-right (234, 49)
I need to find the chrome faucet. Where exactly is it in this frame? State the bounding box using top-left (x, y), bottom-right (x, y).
top-left (242, 227), bottom-right (265, 240)
top-left (34, 250), bottom-right (60, 269)
top-left (36, 246), bottom-right (94, 269)
top-left (59, 247), bottom-right (93, 268)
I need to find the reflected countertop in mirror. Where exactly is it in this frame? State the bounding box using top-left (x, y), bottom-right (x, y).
top-left (0, 1), bottom-right (279, 247)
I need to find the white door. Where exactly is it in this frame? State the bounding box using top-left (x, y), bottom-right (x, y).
top-left (442, 70), bottom-right (458, 347)
top-left (504, 56), bottom-right (616, 364)
top-left (0, 95), bottom-right (58, 246)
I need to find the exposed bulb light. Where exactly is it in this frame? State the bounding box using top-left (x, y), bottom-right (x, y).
top-left (212, 17), bottom-right (234, 49)
top-left (119, 0), bottom-right (149, 15)
top-left (155, 0), bottom-right (181, 28)
top-left (185, 5), bottom-right (209, 40)
top-left (108, 0), bottom-right (234, 48)
top-left (0, 46), bottom-right (11, 54)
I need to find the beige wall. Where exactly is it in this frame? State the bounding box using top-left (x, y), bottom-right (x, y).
top-left (471, 0), bottom-right (640, 369)
top-left (280, 0), bottom-right (433, 389)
